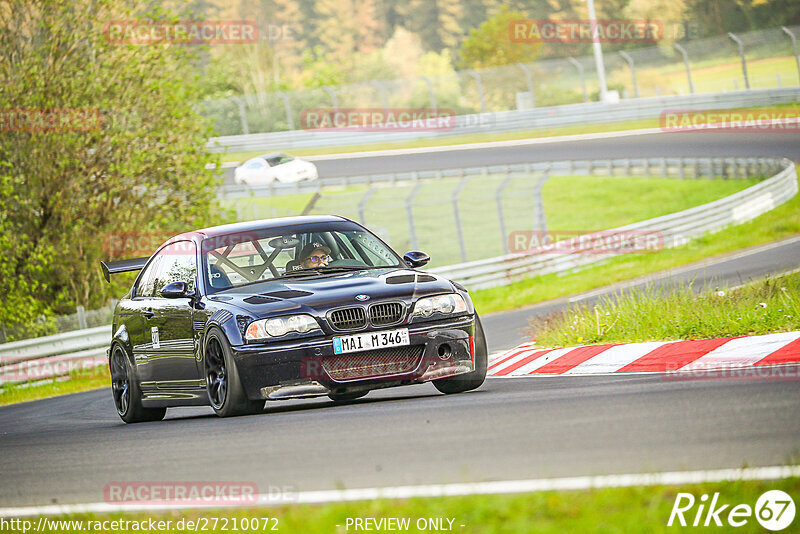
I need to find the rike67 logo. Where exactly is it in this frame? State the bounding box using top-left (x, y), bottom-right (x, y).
top-left (668, 490), bottom-right (795, 530)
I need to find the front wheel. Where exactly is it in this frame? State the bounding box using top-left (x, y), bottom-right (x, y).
top-left (110, 344), bottom-right (166, 424)
top-left (433, 314), bottom-right (488, 395)
top-left (204, 328), bottom-right (264, 417)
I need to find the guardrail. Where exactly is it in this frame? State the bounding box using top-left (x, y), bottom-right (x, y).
top-left (0, 326), bottom-right (109, 386)
top-left (2, 156), bottom-right (795, 386)
top-left (430, 157), bottom-right (797, 289)
top-left (207, 87), bottom-right (800, 153)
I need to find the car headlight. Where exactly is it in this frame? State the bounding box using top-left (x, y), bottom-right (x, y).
top-left (245, 314), bottom-right (320, 341)
top-left (410, 294), bottom-right (467, 319)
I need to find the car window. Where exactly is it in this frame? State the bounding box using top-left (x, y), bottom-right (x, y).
top-left (266, 154), bottom-right (293, 166)
top-left (244, 159), bottom-right (265, 169)
top-left (135, 256), bottom-right (161, 298)
top-left (202, 222), bottom-right (403, 293)
top-left (150, 241), bottom-right (197, 295)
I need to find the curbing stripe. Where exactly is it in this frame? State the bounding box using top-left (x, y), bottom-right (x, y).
top-left (617, 338), bottom-right (733, 373)
top-left (489, 332), bottom-right (800, 377)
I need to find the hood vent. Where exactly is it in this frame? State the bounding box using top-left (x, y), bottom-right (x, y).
top-left (263, 289), bottom-right (313, 299)
top-left (386, 274), bottom-right (416, 285)
top-left (385, 273), bottom-right (437, 284)
top-left (243, 295), bottom-right (281, 305)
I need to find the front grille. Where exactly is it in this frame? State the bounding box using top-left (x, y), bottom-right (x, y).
top-left (329, 307), bottom-right (367, 331)
top-left (369, 302), bottom-right (404, 326)
top-left (322, 345), bottom-right (425, 380)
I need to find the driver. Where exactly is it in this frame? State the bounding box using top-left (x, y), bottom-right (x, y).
top-left (299, 242), bottom-right (331, 269)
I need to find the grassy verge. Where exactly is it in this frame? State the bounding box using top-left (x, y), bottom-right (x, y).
top-left (218, 101), bottom-right (800, 162)
top-left (532, 271), bottom-right (800, 347)
top-left (0, 366), bottom-right (109, 407)
top-left (31, 478), bottom-right (800, 533)
top-left (471, 176), bottom-right (800, 315)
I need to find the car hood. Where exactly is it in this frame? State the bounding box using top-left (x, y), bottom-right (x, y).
top-left (209, 268), bottom-right (455, 317)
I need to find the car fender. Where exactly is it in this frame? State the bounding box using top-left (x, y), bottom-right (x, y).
top-left (111, 323), bottom-right (134, 367)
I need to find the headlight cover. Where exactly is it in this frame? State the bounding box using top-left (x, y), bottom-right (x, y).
top-left (410, 294), bottom-right (467, 320)
top-left (245, 314), bottom-right (320, 341)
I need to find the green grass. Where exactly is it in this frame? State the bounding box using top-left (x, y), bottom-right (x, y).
top-left (617, 55), bottom-right (800, 96)
top-left (31, 478), bottom-right (800, 533)
top-left (0, 365), bottom-right (109, 407)
top-left (471, 176), bottom-right (800, 315)
top-left (532, 271), bottom-right (800, 347)
top-left (218, 101), bottom-right (800, 162)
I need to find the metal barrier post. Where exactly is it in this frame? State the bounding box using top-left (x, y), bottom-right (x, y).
top-left (618, 51), bottom-right (639, 98)
top-left (276, 91), bottom-right (294, 130)
top-left (782, 27), bottom-right (800, 84)
top-left (76, 306), bottom-right (87, 330)
top-left (406, 183), bottom-right (423, 250)
top-left (567, 57), bottom-right (588, 102)
top-left (357, 188), bottom-right (376, 225)
top-left (496, 174), bottom-right (513, 254)
top-left (515, 63), bottom-right (536, 108)
top-left (534, 171), bottom-right (550, 234)
top-left (673, 44), bottom-right (695, 94)
top-left (727, 33), bottom-right (750, 89)
top-left (322, 86), bottom-right (339, 111)
top-left (463, 69), bottom-right (486, 113)
top-left (231, 96), bottom-right (249, 135)
top-left (452, 176), bottom-right (470, 263)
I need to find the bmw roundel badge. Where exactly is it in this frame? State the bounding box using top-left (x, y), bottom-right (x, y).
top-left (355, 294), bottom-right (370, 301)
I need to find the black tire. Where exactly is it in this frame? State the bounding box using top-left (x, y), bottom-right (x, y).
top-left (204, 328), bottom-right (264, 417)
top-left (433, 314), bottom-right (488, 395)
top-left (109, 344), bottom-right (166, 424)
top-left (328, 390), bottom-right (369, 402)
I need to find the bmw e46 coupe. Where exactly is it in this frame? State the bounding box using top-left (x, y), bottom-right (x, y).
top-left (101, 216), bottom-right (487, 423)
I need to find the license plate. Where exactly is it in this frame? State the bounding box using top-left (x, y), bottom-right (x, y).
top-left (333, 328), bottom-right (410, 354)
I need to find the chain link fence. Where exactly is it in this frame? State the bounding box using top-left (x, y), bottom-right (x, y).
top-left (201, 25), bottom-right (800, 136)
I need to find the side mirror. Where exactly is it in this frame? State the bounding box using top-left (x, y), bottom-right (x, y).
top-left (403, 251), bottom-right (430, 268)
top-left (160, 281), bottom-right (190, 298)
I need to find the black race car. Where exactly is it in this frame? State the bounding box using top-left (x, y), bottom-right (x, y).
top-left (101, 216), bottom-right (487, 423)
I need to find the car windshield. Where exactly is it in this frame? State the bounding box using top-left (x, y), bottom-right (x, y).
top-left (266, 154), bottom-right (293, 166)
top-left (202, 221), bottom-right (403, 293)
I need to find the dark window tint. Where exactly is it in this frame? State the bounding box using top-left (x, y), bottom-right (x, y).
top-left (151, 241), bottom-right (197, 295)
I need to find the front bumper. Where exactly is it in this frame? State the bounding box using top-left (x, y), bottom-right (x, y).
top-left (231, 315), bottom-right (475, 400)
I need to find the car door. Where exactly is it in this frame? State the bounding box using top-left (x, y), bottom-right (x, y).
top-left (146, 241), bottom-right (201, 388)
top-left (129, 254), bottom-right (163, 387)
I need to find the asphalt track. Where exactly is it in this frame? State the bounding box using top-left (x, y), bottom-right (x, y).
top-left (1, 131), bottom-right (799, 510)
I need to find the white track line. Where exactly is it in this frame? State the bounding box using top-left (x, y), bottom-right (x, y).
top-left (2, 466), bottom-right (798, 518)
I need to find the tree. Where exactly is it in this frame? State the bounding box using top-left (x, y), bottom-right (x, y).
top-left (0, 0), bottom-right (227, 323)
top-left (458, 7), bottom-right (543, 68)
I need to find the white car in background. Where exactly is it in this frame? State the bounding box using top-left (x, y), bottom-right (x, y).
top-left (233, 153), bottom-right (318, 185)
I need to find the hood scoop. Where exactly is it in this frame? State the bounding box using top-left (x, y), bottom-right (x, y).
top-left (385, 274), bottom-right (416, 285)
top-left (243, 295), bottom-right (281, 305)
top-left (263, 289), bottom-right (314, 299)
top-left (385, 273), bottom-right (437, 284)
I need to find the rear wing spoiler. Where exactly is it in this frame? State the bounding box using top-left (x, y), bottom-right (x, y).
top-left (100, 256), bottom-right (150, 283)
